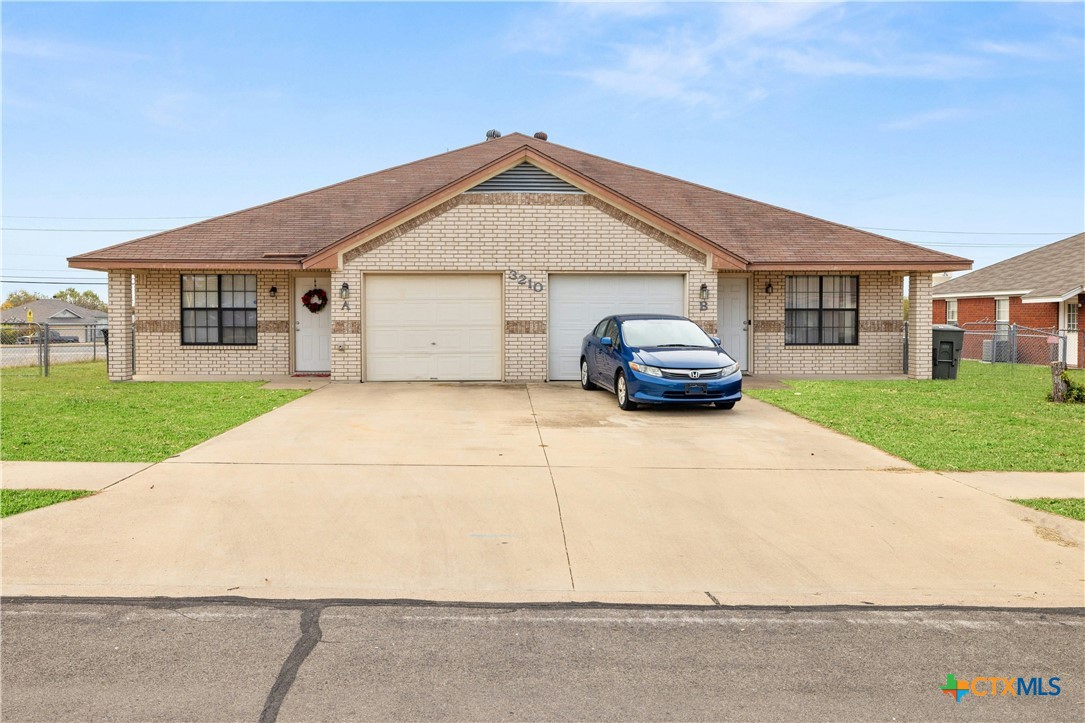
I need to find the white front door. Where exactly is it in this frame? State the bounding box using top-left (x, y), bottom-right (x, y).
top-left (548, 274), bottom-right (685, 380)
top-left (365, 274), bottom-right (502, 381)
top-left (717, 276), bottom-right (749, 370)
top-left (294, 276), bottom-right (331, 373)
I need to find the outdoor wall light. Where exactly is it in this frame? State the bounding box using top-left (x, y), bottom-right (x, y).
top-left (269, 286), bottom-right (278, 298)
top-left (765, 282), bottom-right (774, 294)
top-left (340, 282), bottom-right (350, 299)
top-left (699, 283), bottom-right (709, 301)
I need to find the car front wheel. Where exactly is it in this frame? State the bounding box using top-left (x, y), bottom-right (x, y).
top-left (615, 370), bottom-right (638, 411)
top-left (714, 401), bottom-right (736, 410)
top-left (580, 358), bottom-right (597, 390)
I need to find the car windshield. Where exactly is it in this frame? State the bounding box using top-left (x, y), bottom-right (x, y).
top-left (620, 319), bottom-right (714, 348)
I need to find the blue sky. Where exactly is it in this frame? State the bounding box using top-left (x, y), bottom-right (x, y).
top-left (3, 1), bottom-right (1083, 301)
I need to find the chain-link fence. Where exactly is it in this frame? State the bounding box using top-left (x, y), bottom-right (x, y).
top-left (1, 322), bottom-right (107, 375)
top-left (961, 322), bottom-right (1067, 367)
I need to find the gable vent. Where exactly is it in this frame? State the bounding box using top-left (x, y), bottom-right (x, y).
top-left (467, 162), bottom-right (584, 194)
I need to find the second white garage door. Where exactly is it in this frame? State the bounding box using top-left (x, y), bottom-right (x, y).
top-left (548, 274), bottom-right (685, 380)
top-left (366, 275), bottom-right (502, 381)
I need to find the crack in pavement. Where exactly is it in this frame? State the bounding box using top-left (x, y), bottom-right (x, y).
top-left (259, 605), bottom-right (324, 723)
top-left (524, 386), bottom-right (576, 591)
top-left (6, 595), bottom-right (1085, 614)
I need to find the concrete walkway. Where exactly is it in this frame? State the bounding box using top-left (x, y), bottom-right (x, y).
top-left (2, 383), bottom-right (1082, 606)
top-left (1, 461), bottom-right (152, 491)
top-left (938, 471), bottom-right (1084, 499)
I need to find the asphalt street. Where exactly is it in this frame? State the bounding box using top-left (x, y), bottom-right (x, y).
top-left (2, 599), bottom-right (1082, 722)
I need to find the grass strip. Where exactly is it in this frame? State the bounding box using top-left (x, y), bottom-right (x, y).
top-left (1012, 498), bottom-right (1085, 522)
top-left (1, 489), bottom-right (94, 517)
top-left (747, 362), bottom-right (1085, 471)
top-left (2, 362), bottom-right (308, 462)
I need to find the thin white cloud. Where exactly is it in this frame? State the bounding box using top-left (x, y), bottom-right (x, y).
top-left (972, 40), bottom-right (1052, 59)
top-left (576, 37), bottom-right (716, 105)
top-left (143, 91), bottom-right (203, 130)
top-left (880, 108), bottom-right (972, 131)
top-left (3, 35), bottom-right (148, 63)
top-left (717, 1), bottom-right (838, 38)
top-left (774, 48), bottom-right (987, 80)
top-left (503, 1), bottom-right (670, 55)
top-left (506, 3), bottom-right (1068, 109)
top-left (571, 1), bottom-right (669, 21)
top-left (141, 89), bottom-right (283, 131)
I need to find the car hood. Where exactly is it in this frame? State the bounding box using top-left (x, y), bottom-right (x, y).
top-left (631, 346), bottom-right (736, 369)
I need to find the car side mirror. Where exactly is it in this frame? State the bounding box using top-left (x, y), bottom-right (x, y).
top-left (710, 336), bottom-right (721, 345)
top-left (600, 336), bottom-right (612, 347)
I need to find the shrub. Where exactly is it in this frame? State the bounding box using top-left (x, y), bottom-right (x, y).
top-left (1048, 370), bottom-right (1085, 403)
top-left (1063, 372), bottom-right (1085, 403)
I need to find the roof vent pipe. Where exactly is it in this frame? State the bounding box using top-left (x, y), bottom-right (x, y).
top-left (533, 131), bottom-right (548, 141)
top-left (485, 129), bottom-right (501, 140)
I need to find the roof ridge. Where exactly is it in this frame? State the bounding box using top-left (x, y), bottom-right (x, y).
top-left (519, 142), bottom-right (746, 263)
top-left (302, 141), bottom-right (539, 262)
top-left (535, 136), bottom-right (969, 264)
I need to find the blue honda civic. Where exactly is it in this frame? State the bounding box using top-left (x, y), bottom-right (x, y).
top-left (580, 314), bottom-right (742, 411)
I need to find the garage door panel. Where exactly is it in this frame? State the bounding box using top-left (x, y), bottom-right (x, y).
top-left (366, 275), bottom-right (501, 381)
top-left (368, 355), bottom-right (432, 381)
top-left (367, 300), bottom-right (434, 327)
top-left (548, 274), bottom-right (684, 381)
top-left (434, 301), bottom-right (498, 326)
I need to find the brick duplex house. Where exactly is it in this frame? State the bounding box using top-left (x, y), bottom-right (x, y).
top-left (933, 233), bottom-right (1084, 368)
top-left (69, 132), bottom-right (970, 382)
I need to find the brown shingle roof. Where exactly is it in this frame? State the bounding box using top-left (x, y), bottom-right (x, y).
top-left (70, 133), bottom-right (970, 271)
top-left (933, 233), bottom-right (1084, 300)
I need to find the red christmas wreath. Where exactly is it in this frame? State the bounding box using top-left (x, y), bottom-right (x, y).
top-left (301, 288), bottom-right (328, 313)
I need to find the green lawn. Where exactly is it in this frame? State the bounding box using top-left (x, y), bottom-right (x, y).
top-left (1, 362), bottom-right (308, 462)
top-left (747, 361), bottom-right (1085, 472)
top-left (1, 489), bottom-right (94, 517)
top-left (1013, 498), bottom-right (1085, 522)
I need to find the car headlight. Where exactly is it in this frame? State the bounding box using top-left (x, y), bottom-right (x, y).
top-left (628, 362), bottom-right (663, 377)
top-left (722, 362), bottom-right (740, 377)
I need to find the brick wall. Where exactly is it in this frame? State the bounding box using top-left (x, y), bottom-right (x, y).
top-left (907, 273), bottom-right (933, 379)
top-left (955, 296), bottom-right (996, 325)
top-left (341, 193), bottom-right (714, 382)
top-left (107, 270), bottom-right (134, 381)
top-left (1009, 297), bottom-right (1058, 330)
top-left (131, 269), bottom-right (291, 376)
top-left (941, 295), bottom-right (1059, 331)
top-left (933, 299), bottom-right (947, 324)
top-left (113, 194), bottom-right (934, 381)
top-left (749, 271), bottom-right (905, 375)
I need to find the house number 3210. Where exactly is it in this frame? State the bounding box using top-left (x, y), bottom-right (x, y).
top-left (507, 270), bottom-right (544, 293)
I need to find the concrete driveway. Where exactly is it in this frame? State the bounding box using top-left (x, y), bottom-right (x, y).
top-left (3, 383), bottom-right (1082, 606)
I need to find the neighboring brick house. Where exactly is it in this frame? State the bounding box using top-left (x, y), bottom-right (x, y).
top-left (70, 132), bottom-right (969, 382)
top-left (1, 299), bottom-right (107, 342)
top-left (933, 233), bottom-right (1084, 367)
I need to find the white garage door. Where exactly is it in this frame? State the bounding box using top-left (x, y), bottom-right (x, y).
top-left (366, 275), bottom-right (502, 381)
top-left (548, 274), bottom-right (685, 380)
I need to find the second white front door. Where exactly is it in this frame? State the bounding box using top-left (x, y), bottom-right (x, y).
top-left (717, 276), bottom-right (749, 370)
top-left (295, 276), bottom-right (331, 373)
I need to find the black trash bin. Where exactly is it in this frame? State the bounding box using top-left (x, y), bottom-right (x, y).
top-left (932, 324), bottom-right (965, 379)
